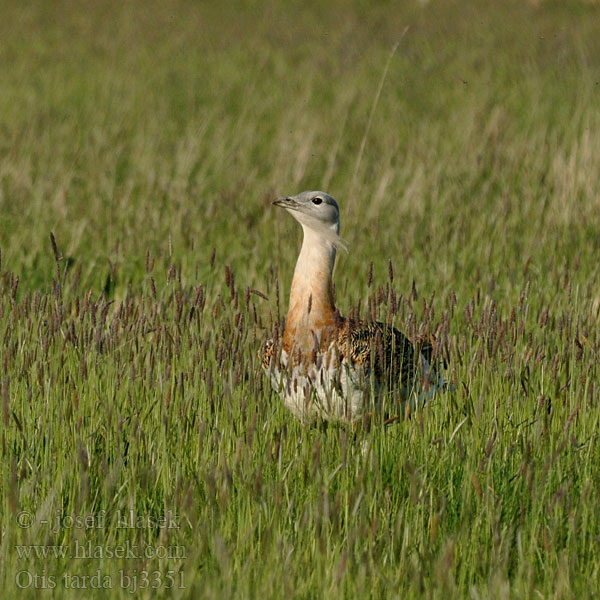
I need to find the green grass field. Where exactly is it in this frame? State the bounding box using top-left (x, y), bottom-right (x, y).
top-left (1, 0), bottom-right (600, 597)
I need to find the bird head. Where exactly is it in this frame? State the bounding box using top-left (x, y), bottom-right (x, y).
top-left (273, 191), bottom-right (344, 249)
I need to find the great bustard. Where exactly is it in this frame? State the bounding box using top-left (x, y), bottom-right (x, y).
top-left (262, 191), bottom-right (448, 423)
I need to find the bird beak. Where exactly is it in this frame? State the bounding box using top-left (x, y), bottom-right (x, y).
top-left (272, 197), bottom-right (300, 210)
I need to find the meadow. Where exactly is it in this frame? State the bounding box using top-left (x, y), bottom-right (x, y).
top-left (1, 0), bottom-right (600, 597)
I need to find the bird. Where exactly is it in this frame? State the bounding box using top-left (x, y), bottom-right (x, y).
top-left (262, 190), bottom-right (448, 423)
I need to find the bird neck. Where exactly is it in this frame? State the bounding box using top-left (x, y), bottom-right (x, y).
top-left (283, 226), bottom-right (337, 356)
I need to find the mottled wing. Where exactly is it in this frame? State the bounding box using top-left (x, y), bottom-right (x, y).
top-left (338, 321), bottom-right (417, 390)
top-left (261, 338), bottom-right (275, 369)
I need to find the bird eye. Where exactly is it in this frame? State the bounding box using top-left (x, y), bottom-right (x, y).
top-left (312, 197), bottom-right (322, 205)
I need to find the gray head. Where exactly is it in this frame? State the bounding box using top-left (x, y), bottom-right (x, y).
top-left (272, 191), bottom-right (340, 239)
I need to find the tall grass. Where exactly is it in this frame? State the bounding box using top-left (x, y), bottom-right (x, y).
top-left (1, 0), bottom-right (599, 597)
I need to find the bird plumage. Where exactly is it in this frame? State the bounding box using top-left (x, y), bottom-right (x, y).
top-left (263, 191), bottom-right (448, 423)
